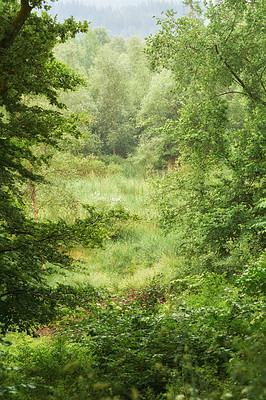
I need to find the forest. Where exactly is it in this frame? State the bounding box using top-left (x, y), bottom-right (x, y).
top-left (48, 0), bottom-right (188, 37)
top-left (0, 0), bottom-right (265, 399)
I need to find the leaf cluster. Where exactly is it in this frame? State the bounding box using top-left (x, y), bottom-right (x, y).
top-left (1, 270), bottom-right (265, 399)
top-left (145, 0), bottom-right (266, 272)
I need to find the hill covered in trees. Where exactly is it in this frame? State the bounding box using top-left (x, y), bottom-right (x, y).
top-left (48, 0), bottom-right (188, 37)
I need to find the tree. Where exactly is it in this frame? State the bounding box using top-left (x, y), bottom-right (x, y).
top-left (88, 45), bottom-right (137, 157)
top-left (146, 0), bottom-right (266, 273)
top-left (54, 32), bottom-right (152, 159)
top-left (131, 70), bottom-right (182, 172)
top-left (147, 0), bottom-right (266, 106)
top-left (126, 36), bottom-right (152, 107)
top-left (54, 26), bottom-right (111, 75)
top-left (0, 0), bottom-right (130, 332)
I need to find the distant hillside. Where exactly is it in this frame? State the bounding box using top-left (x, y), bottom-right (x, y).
top-left (48, 0), bottom-right (188, 37)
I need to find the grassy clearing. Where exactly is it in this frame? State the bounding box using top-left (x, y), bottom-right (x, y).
top-left (27, 174), bottom-right (155, 221)
top-left (65, 175), bottom-right (150, 213)
top-left (28, 173), bottom-right (181, 291)
top-left (47, 221), bottom-right (180, 291)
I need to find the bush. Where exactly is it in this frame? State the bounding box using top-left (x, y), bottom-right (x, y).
top-left (47, 152), bottom-right (123, 178)
top-left (2, 273), bottom-right (265, 400)
top-left (1, 333), bottom-right (95, 400)
top-left (236, 254), bottom-right (266, 296)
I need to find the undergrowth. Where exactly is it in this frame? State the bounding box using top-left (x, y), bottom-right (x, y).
top-left (1, 266), bottom-right (265, 399)
top-left (2, 170), bottom-right (265, 400)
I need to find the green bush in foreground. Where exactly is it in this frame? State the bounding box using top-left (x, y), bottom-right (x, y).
top-left (1, 269), bottom-right (265, 400)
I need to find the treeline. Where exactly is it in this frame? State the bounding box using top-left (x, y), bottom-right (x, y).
top-left (49, 0), bottom-right (186, 37)
top-left (55, 27), bottom-right (180, 167)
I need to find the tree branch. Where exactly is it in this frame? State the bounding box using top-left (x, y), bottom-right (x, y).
top-left (0, 229), bottom-right (62, 254)
top-left (222, 9), bottom-right (239, 46)
top-left (0, 290), bottom-right (24, 299)
top-left (0, 0), bottom-right (33, 50)
top-left (215, 44), bottom-right (266, 106)
top-left (242, 55), bottom-right (266, 94)
top-left (0, 1), bottom-right (34, 96)
top-left (217, 91), bottom-right (249, 97)
top-left (197, 91), bottom-right (250, 106)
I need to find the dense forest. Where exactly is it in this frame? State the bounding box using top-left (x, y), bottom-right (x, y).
top-left (0, 1), bottom-right (265, 400)
top-left (48, 0), bottom-right (188, 37)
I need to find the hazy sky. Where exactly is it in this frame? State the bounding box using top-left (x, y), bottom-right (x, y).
top-left (53, 0), bottom-right (183, 6)
top-left (46, 0), bottom-right (186, 37)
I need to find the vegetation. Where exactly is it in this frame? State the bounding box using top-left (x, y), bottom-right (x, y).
top-left (0, 1), bottom-right (265, 400)
top-left (145, 0), bottom-right (266, 274)
top-left (0, 0), bottom-right (132, 332)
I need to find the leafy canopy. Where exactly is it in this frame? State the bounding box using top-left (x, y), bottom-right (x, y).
top-left (0, 1), bottom-right (131, 332)
top-left (145, 0), bottom-right (266, 273)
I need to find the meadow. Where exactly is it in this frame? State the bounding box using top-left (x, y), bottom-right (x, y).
top-left (30, 165), bottom-right (180, 290)
top-left (1, 156), bottom-right (265, 400)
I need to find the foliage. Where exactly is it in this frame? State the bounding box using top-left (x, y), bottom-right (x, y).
top-left (1, 1), bottom-right (265, 399)
top-left (235, 253), bottom-right (266, 297)
top-left (44, 152), bottom-right (121, 179)
top-left (145, 0), bottom-right (266, 272)
top-left (130, 70), bottom-right (182, 171)
top-left (0, 168), bottom-right (265, 399)
top-left (56, 30), bottom-right (174, 160)
top-left (0, 336), bottom-right (34, 398)
top-left (88, 45), bottom-right (136, 156)
top-left (0, 333), bottom-right (95, 399)
top-left (0, 204), bottom-right (133, 332)
top-left (1, 269), bottom-right (265, 399)
top-left (54, 26), bottom-right (111, 74)
top-left (0, 1), bottom-right (135, 333)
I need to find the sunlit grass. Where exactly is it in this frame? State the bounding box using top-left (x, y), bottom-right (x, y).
top-left (64, 175), bottom-right (154, 218)
top-left (33, 172), bottom-right (187, 290)
top-left (28, 174), bottom-right (157, 222)
top-left (47, 254), bottom-right (178, 292)
top-left (47, 222), bottom-right (183, 292)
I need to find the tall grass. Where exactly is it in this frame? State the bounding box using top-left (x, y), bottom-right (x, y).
top-left (65, 174), bottom-right (152, 217)
top-left (26, 174), bottom-right (155, 221)
top-left (25, 169), bottom-right (183, 290)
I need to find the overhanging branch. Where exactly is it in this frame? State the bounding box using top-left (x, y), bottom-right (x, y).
top-left (214, 44), bottom-right (266, 106)
top-left (0, 0), bottom-right (33, 50)
top-left (0, 1), bottom-right (34, 96)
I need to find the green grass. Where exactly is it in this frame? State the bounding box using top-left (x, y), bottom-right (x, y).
top-left (29, 173), bottom-right (184, 291)
top-left (47, 222), bottom-right (179, 292)
top-left (22, 171), bottom-right (200, 291)
top-left (26, 174), bottom-right (156, 221)
top-left (64, 175), bottom-right (153, 216)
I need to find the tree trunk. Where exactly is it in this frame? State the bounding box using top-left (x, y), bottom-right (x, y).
top-left (167, 158), bottom-right (175, 172)
top-left (27, 160), bottom-right (39, 221)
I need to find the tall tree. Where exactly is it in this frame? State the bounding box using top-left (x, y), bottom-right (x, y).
top-left (126, 36), bottom-right (152, 107)
top-left (89, 45), bottom-right (137, 156)
top-left (54, 31), bottom-right (152, 159)
top-left (132, 70), bottom-right (182, 171)
top-left (146, 0), bottom-right (266, 272)
top-left (54, 26), bottom-right (111, 74)
top-left (0, 0), bottom-right (129, 332)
